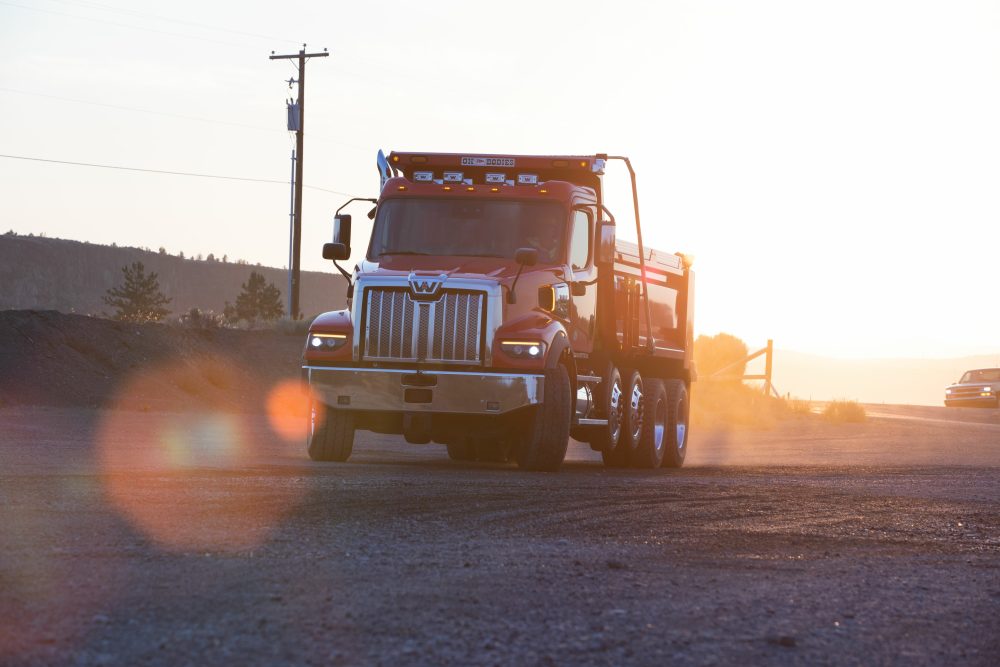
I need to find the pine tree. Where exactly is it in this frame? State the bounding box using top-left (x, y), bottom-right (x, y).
top-left (103, 261), bottom-right (171, 323)
top-left (232, 271), bottom-right (284, 326)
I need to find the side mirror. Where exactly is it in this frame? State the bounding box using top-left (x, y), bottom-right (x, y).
top-left (333, 214), bottom-right (352, 255)
top-left (515, 247), bottom-right (538, 267)
top-left (597, 222), bottom-right (616, 265)
top-left (323, 243), bottom-right (349, 261)
top-left (367, 206), bottom-right (377, 220)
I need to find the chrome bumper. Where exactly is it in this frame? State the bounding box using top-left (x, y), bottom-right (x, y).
top-left (304, 366), bottom-right (544, 415)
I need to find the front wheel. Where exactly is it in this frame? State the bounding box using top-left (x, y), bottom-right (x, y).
top-left (516, 365), bottom-right (572, 472)
top-left (308, 403), bottom-right (355, 462)
top-left (661, 380), bottom-right (690, 468)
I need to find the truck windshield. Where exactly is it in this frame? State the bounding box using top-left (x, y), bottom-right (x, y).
top-left (960, 369), bottom-right (1000, 383)
top-left (368, 198), bottom-right (566, 262)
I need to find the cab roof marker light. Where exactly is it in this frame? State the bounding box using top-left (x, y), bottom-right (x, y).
top-left (552, 160), bottom-right (568, 167)
top-left (413, 171), bottom-right (433, 182)
top-left (443, 171), bottom-right (464, 183)
top-left (397, 185), bottom-right (407, 191)
top-left (410, 156), bottom-right (428, 163)
top-left (485, 173), bottom-right (506, 184)
top-left (391, 155), bottom-right (400, 163)
top-left (442, 185), bottom-right (452, 191)
top-left (539, 188), bottom-right (548, 194)
top-left (490, 186), bottom-right (500, 192)
top-left (517, 174), bottom-right (538, 185)
top-left (466, 186), bottom-right (475, 192)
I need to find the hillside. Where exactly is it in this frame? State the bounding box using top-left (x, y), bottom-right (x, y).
top-left (772, 349), bottom-right (1000, 406)
top-left (0, 233), bottom-right (347, 318)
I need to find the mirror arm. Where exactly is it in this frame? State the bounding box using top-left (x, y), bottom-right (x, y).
top-left (507, 264), bottom-right (525, 304)
top-left (332, 260), bottom-right (351, 282)
top-left (336, 197), bottom-right (377, 216)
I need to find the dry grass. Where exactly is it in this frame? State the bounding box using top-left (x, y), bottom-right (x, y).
top-left (691, 381), bottom-right (797, 429)
top-left (787, 397), bottom-right (814, 416)
top-left (822, 400), bottom-right (867, 423)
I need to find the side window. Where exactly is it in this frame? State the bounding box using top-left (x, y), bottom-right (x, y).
top-left (570, 210), bottom-right (591, 270)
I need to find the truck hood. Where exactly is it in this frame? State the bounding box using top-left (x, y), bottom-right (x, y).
top-left (358, 255), bottom-right (561, 285)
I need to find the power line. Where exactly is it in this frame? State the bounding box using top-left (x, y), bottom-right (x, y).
top-left (0, 153), bottom-right (359, 197)
top-left (0, 0), bottom-right (255, 49)
top-left (45, 0), bottom-right (300, 45)
top-left (0, 87), bottom-right (371, 152)
top-left (0, 87), bottom-right (284, 134)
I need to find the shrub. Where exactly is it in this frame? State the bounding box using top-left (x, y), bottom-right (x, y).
top-left (695, 333), bottom-right (749, 382)
top-left (823, 400), bottom-right (867, 423)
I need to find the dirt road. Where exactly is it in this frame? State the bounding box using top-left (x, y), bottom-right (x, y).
top-left (2, 404), bottom-right (998, 666)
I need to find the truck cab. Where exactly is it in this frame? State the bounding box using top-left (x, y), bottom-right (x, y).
top-left (303, 152), bottom-right (695, 471)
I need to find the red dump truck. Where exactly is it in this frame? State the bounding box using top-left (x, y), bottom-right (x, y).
top-left (302, 152), bottom-right (695, 471)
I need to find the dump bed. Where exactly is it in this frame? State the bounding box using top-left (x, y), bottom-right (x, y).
top-left (612, 239), bottom-right (694, 360)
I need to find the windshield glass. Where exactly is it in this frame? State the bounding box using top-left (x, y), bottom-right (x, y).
top-left (368, 198), bottom-right (566, 262)
top-left (960, 369), bottom-right (1000, 383)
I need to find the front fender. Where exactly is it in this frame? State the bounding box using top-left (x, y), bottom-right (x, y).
top-left (492, 313), bottom-right (568, 371)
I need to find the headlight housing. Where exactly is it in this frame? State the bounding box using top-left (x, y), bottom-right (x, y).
top-left (500, 340), bottom-right (546, 360)
top-left (308, 333), bottom-right (348, 350)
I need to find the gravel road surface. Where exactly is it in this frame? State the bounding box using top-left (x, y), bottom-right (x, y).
top-left (2, 404), bottom-right (998, 666)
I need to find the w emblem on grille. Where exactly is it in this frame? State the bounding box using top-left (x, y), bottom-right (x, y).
top-left (408, 272), bottom-right (447, 299)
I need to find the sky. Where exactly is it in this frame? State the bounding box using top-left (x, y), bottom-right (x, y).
top-left (1, 0), bottom-right (998, 360)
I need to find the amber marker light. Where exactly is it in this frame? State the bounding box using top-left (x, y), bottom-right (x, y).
top-left (391, 154), bottom-right (399, 163)
top-left (490, 187), bottom-right (500, 192)
top-left (397, 185), bottom-right (407, 191)
top-left (442, 186), bottom-right (452, 191)
top-left (466, 186), bottom-right (475, 192)
top-left (539, 188), bottom-right (548, 194)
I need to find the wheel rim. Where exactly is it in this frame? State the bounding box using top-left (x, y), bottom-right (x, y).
top-left (629, 380), bottom-right (643, 442)
top-left (652, 396), bottom-right (666, 454)
top-left (676, 396), bottom-right (688, 451)
top-left (608, 379), bottom-right (623, 444)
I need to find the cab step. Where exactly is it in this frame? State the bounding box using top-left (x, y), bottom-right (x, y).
top-left (576, 375), bottom-right (602, 385)
top-left (577, 418), bottom-right (609, 426)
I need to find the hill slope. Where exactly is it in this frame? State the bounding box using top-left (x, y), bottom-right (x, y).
top-left (0, 233), bottom-right (346, 317)
top-left (772, 349), bottom-right (1000, 406)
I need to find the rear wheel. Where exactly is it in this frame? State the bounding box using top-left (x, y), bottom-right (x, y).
top-left (516, 365), bottom-right (572, 472)
top-left (446, 438), bottom-right (477, 461)
top-left (661, 380), bottom-right (690, 468)
top-left (631, 379), bottom-right (667, 468)
top-left (308, 403), bottom-right (355, 462)
top-left (603, 369), bottom-right (643, 468)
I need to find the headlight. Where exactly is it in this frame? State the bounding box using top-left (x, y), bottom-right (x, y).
top-left (983, 387), bottom-right (993, 393)
top-left (500, 340), bottom-right (546, 360)
top-left (309, 333), bottom-right (348, 350)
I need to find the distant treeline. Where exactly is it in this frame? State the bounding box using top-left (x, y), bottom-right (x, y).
top-left (0, 232), bottom-right (347, 318)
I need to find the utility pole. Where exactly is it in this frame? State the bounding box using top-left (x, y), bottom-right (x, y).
top-left (270, 44), bottom-right (328, 320)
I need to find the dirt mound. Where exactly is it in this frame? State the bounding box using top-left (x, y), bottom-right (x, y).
top-left (0, 310), bottom-right (304, 411)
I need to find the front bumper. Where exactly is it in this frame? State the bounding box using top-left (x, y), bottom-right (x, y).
top-left (944, 393), bottom-right (998, 407)
top-left (304, 366), bottom-right (544, 415)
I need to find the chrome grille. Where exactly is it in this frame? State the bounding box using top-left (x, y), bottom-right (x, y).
top-left (364, 288), bottom-right (484, 364)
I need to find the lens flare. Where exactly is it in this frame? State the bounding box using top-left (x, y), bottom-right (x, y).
top-left (96, 357), bottom-right (304, 552)
top-left (266, 379), bottom-right (316, 442)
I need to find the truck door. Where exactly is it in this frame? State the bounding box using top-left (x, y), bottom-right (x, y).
top-left (567, 207), bottom-right (598, 353)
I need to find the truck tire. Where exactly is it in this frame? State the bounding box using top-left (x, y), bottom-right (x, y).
top-left (602, 369), bottom-right (643, 468)
top-left (589, 364), bottom-right (624, 454)
top-left (308, 404), bottom-right (355, 462)
top-left (661, 380), bottom-right (690, 468)
top-left (631, 379), bottom-right (668, 468)
top-left (516, 365), bottom-right (572, 472)
top-left (446, 439), bottom-right (477, 461)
